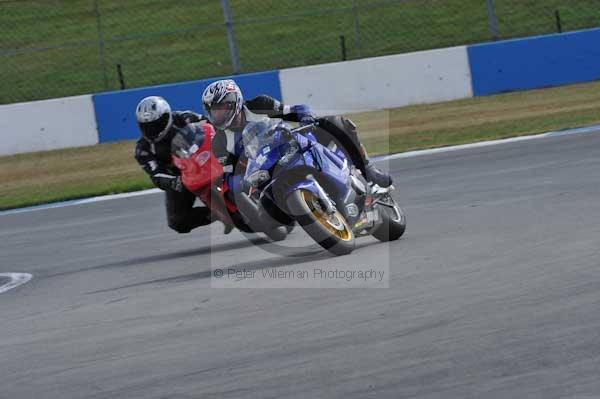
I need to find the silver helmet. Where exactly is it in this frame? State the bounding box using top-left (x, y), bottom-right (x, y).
top-left (135, 96), bottom-right (173, 143)
top-left (202, 79), bottom-right (243, 130)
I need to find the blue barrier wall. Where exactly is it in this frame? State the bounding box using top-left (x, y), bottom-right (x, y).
top-left (93, 70), bottom-right (281, 143)
top-left (468, 28), bottom-right (600, 96)
top-left (10, 28), bottom-right (600, 154)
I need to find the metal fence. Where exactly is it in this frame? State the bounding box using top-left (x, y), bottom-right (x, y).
top-left (1, 0), bottom-right (599, 104)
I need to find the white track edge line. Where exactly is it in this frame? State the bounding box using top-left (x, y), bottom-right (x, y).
top-left (374, 124), bottom-right (600, 162)
top-left (0, 189), bottom-right (162, 216)
top-left (0, 273), bottom-right (33, 294)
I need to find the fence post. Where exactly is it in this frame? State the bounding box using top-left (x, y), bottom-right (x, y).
top-left (220, 0), bottom-right (241, 74)
top-left (92, 0), bottom-right (109, 90)
top-left (485, 0), bottom-right (499, 40)
top-left (352, 0), bottom-right (363, 57)
top-left (117, 64), bottom-right (126, 90)
top-left (555, 10), bottom-right (563, 33)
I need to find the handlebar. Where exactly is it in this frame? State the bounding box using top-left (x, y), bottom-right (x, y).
top-left (290, 120), bottom-right (319, 135)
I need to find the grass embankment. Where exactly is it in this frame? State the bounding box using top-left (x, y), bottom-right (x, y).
top-left (2, 0), bottom-right (600, 103)
top-left (2, 80), bottom-right (600, 210)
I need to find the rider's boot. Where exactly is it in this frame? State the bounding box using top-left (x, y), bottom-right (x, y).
top-left (223, 221), bottom-right (234, 235)
top-left (362, 144), bottom-right (393, 188)
top-left (365, 162), bottom-right (393, 188)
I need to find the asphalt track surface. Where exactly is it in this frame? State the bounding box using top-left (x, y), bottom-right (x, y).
top-left (2, 130), bottom-right (600, 398)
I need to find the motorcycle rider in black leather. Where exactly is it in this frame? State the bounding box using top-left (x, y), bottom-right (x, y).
top-left (134, 96), bottom-right (214, 234)
top-left (133, 94), bottom-right (315, 235)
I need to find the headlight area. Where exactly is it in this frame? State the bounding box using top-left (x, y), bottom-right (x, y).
top-left (278, 140), bottom-right (300, 165)
top-left (246, 170), bottom-right (270, 187)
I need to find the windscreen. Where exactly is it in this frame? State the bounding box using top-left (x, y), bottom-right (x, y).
top-left (171, 124), bottom-right (206, 159)
top-left (242, 118), bottom-right (282, 159)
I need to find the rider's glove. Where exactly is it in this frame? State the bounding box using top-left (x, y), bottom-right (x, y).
top-left (291, 104), bottom-right (315, 126)
top-left (299, 114), bottom-right (316, 126)
top-left (151, 172), bottom-right (180, 192)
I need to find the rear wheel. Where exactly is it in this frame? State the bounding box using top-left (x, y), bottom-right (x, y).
top-left (286, 189), bottom-right (355, 255)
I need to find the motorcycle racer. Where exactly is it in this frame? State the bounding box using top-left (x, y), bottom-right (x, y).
top-left (202, 79), bottom-right (393, 189)
top-left (134, 96), bottom-right (215, 234)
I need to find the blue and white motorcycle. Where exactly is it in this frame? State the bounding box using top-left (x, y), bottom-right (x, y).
top-left (240, 118), bottom-right (406, 255)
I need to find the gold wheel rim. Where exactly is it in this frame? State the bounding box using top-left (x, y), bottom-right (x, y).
top-left (300, 191), bottom-right (353, 242)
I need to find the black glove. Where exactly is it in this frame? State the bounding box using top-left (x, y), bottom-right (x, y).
top-left (152, 173), bottom-right (184, 192)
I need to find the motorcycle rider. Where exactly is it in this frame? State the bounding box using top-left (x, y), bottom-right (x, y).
top-left (202, 79), bottom-right (393, 190)
top-left (134, 96), bottom-right (215, 234)
top-left (133, 94), bottom-right (284, 235)
top-left (135, 81), bottom-right (393, 234)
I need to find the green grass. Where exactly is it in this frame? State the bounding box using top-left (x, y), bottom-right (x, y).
top-left (352, 79), bottom-right (600, 155)
top-left (0, 141), bottom-right (151, 210)
top-left (2, 80), bottom-right (600, 211)
top-left (1, 0), bottom-right (600, 103)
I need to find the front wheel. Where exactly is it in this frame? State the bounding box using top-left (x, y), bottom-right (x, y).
top-left (370, 204), bottom-right (406, 242)
top-left (286, 189), bottom-right (355, 256)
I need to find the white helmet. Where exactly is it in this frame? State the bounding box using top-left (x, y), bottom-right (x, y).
top-left (202, 79), bottom-right (243, 130)
top-left (135, 96), bottom-right (173, 143)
